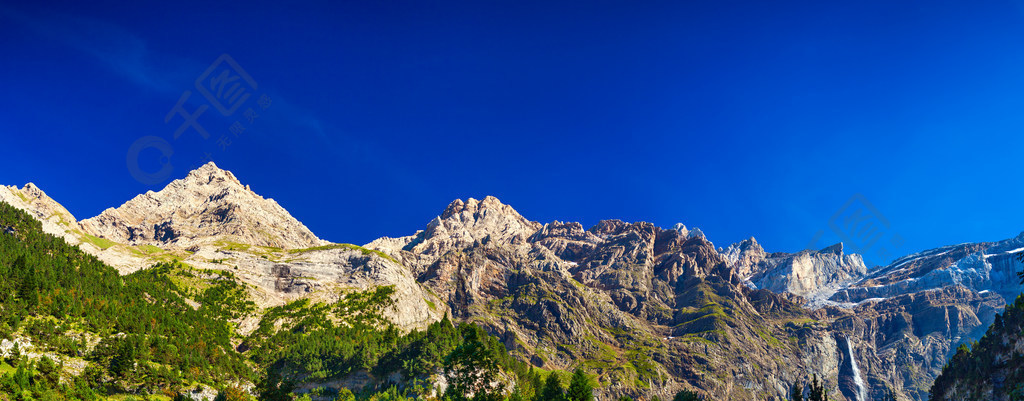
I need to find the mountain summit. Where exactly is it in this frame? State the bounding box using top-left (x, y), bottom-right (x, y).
top-left (80, 162), bottom-right (325, 249)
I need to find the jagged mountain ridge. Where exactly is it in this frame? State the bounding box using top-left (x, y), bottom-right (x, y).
top-left (368, 196), bottom-right (1016, 400)
top-left (3, 164), bottom-right (1023, 401)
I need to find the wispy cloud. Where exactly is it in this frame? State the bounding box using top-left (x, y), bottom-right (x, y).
top-left (0, 4), bottom-right (431, 198)
top-left (0, 4), bottom-right (200, 94)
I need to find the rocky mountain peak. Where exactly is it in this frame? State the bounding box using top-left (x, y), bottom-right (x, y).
top-left (440, 196), bottom-right (519, 219)
top-left (721, 236), bottom-right (767, 277)
top-left (80, 163), bottom-right (325, 249)
top-left (819, 242), bottom-right (844, 255)
top-left (183, 161), bottom-right (245, 188)
top-left (422, 196), bottom-right (542, 246)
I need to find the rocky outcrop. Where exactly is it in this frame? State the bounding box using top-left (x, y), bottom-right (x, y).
top-left (0, 183), bottom-right (83, 243)
top-left (183, 244), bottom-right (441, 331)
top-left (720, 237), bottom-right (766, 278)
top-left (81, 162), bottom-right (325, 250)
top-left (722, 240), bottom-right (868, 304)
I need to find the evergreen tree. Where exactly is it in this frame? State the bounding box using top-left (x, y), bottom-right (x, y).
top-left (256, 369), bottom-right (295, 401)
top-left (790, 381), bottom-right (805, 401)
top-left (673, 390), bottom-right (701, 401)
top-left (13, 360), bottom-right (29, 391)
top-left (8, 341), bottom-right (20, 365)
top-left (565, 368), bottom-right (593, 401)
top-left (15, 256), bottom-right (36, 308)
top-left (36, 356), bottom-right (59, 387)
top-left (444, 326), bottom-right (503, 401)
top-left (109, 340), bottom-right (136, 377)
top-left (790, 381), bottom-right (804, 401)
top-left (808, 375), bottom-right (826, 401)
top-left (530, 369), bottom-right (544, 401)
top-left (540, 372), bottom-right (565, 401)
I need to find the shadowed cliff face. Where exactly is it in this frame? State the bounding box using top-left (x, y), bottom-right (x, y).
top-left (4, 163), bottom-right (1022, 401)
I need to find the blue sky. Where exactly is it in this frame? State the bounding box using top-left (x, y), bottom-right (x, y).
top-left (3, 0), bottom-right (1024, 268)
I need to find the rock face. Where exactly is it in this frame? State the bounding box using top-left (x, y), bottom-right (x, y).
top-left (81, 162), bottom-right (325, 250)
top-left (368, 201), bottom-right (827, 400)
top-left (832, 234), bottom-right (1024, 307)
top-left (367, 198), bottom-right (1022, 401)
top-left (728, 241), bottom-right (868, 305)
top-left (4, 164), bottom-right (1024, 401)
top-left (185, 244), bottom-right (441, 331)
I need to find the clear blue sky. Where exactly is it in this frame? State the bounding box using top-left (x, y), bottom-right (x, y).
top-left (3, 0), bottom-right (1024, 268)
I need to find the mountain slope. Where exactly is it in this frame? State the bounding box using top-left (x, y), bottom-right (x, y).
top-left (3, 164), bottom-right (1023, 401)
top-left (0, 201), bottom-right (526, 401)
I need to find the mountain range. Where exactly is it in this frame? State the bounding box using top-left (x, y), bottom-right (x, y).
top-left (1, 162), bottom-right (1021, 401)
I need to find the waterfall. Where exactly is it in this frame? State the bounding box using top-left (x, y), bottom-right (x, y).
top-left (844, 336), bottom-right (867, 401)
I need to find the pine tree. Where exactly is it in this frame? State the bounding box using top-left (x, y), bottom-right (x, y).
top-left (256, 368), bottom-right (295, 401)
top-left (15, 256), bottom-right (36, 308)
top-left (444, 327), bottom-right (502, 401)
top-left (530, 369), bottom-right (544, 401)
top-left (110, 339), bottom-right (136, 377)
top-left (790, 382), bottom-right (804, 401)
top-left (808, 375), bottom-right (826, 401)
top-left (673, 390), bottom-right (701, 401)
top-left (540, 372), bottom-right (565, 401)
top-left (13, 360), bottom-right (29, 390)
top-left (566, 368), bottom-right (593, 401)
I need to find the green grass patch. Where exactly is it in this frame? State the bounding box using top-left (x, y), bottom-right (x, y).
top-left (214, 240), bottom-right (252, 252)
top-left (74, 230), bottom-right (117, 250)
top-left (0, 361), bottom-right (15, 375)
top-left (137, 244), bottom-right (164, 254)
top-left (755, 327), bottom-right (783, 347)
top-left (289, 243), bottom-right (400, 264)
